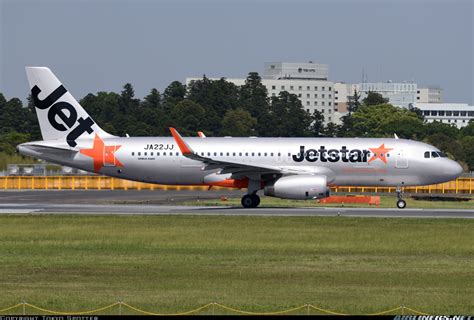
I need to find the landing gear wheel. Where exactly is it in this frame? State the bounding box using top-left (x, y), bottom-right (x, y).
top-left (241, 194), bottom-right (260, 208)
top-left (396, 199), bottom-right (406, 209)
top-left (253, 194), bottom-right (260, 207)
top-left (395, 186), bottom-right (406, 209)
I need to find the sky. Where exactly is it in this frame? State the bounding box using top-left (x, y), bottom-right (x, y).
top-left (1, 0), bottom-right (473, 104)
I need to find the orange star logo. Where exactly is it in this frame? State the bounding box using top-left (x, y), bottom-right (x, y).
top-left (368, 143), bottom-right (393, 164)
top-left (80, 134), bottom-right (123, 173)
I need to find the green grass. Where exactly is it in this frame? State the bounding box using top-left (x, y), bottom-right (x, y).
top-left (0, 215), bottom-right (472, 315)
top-left (184, 195), bottom-right (474, 209)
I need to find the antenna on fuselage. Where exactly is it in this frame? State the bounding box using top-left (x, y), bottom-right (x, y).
top-left (394, 133), bottom-right (399, 139)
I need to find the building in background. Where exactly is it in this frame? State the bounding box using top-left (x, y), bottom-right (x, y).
top-left (187, 62), bottom-right (472, 127)
top-left (416, 86), bottom-right (443, 103)
top-left (357, 81), bottom-right (417, 108)
top-left (186, 62), bottom-right (336, 124)
top-left (414, 103), bottom-right (474, 128)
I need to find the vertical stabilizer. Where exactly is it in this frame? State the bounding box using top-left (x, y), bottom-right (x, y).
top-left (25, 67), bottom-right (113, 147)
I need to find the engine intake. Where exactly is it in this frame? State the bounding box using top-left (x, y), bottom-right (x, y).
top-left (264, 175), bottom-right (330, 200)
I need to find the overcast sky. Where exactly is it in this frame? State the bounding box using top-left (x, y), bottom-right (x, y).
top-left (1, 0), bottom-right (473, 104)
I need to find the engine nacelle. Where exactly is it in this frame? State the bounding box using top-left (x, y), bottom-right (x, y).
top-left (264, 175), bottom-right (330, 200)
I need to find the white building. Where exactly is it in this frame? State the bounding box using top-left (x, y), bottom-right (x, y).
top-left (415, 103), bottom-right (474, 128)
top-left (186, 62), bottom-right (336, 124)
top-left (358, 81), bottom-right (417, 108)
top-left (416, 86), bottom-right (443, 103)
top-left (333, 82), bottom-right (360, 113)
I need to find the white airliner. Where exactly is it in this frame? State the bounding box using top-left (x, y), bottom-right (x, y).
top-left (18, 67), bottom-right (463, 209)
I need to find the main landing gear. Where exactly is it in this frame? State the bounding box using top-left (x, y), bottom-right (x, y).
top-left (396, 186), bottom-right (406, 209)
top-left (241, 193), bottom-right (260, 208)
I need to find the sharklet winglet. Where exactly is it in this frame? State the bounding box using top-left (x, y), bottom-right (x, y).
top-left (169, 127), bottom-right (194, 155)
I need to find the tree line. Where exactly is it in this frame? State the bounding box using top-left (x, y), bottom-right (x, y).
top-left (0, 72), bottom-right (473, 170)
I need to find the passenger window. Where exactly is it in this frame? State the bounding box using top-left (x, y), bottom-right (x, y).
top-left (157, 152), bottom-right (160, 156)
top-left (163, 152), bottom-right (166, 156)
top-left (424, 151), bottom-right (430, 158)
top-left (132, 152), bottom-right (135, 156)
top-left (138, 152), bottom-right (141, 156)
top-left (431, 151), bottom-right (439, 158)
top-left (150, 152), bottom-right (153, 156)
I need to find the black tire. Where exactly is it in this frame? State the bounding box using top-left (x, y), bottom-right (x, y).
top-left (241, 194), bottom-right (255, 208)
top-left (396, 199), bottom-right (406, 209)
top-left (252, 194), bottom-right (260, 207)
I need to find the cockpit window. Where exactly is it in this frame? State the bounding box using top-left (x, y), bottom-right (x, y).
top-left (424, 151), bottom-right (430, 158)
top-left (437, 152), bottom-right (448, 158)
top-left (431, 151), bottom-right (439, 158)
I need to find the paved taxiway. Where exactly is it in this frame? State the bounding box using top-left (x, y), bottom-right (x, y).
top-left (0, 190), bottom-right (472, 218)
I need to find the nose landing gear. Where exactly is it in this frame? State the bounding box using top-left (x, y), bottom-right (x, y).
top-left (241, 193), bottom-right (260, 208)
top-left (396, 186), bottom-right (406, 209)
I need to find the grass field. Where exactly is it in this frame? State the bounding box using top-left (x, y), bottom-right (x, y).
top-left (0, 215), bottom-right (472, 315)
top-left (183, 195), bottom-right (474, 209)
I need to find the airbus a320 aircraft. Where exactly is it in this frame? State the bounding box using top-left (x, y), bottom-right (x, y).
top-left (18, 67), bottom-right (463, 209)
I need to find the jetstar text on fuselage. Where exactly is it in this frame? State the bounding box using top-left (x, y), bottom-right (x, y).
top-left (292, 146), bottom-right (372, 163)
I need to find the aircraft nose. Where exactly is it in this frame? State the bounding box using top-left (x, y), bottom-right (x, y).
top-left (446, 160), bottom-right (463, 179)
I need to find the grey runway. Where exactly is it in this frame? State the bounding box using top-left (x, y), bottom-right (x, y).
top-left (0, 203), bottom-right (473, 219)
top-left (0, 190), bottom-right (472, 218)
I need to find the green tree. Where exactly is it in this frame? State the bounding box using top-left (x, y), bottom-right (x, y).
top-left (350, 104), bottom-right (424, 139)
top-left (163, 81), bottom-right (186, 108)
top-left (140, 88), bottom-right (167, 136)
top-left (362, 91), bottom-right (389, 106)
top-left (239, 72), bottom-right (272, 135)
top-left (460, 120), bottom-right (474, 137)
top-left (460, 136), bottom-right (474, 170)
top-left (0, 132), bottom-right (31, 154)
top-left (310, 110), bottom-right (325, 137)
top-left (220, 108), bottom-right (257, 136)
top-left (347, 89), bottom-right (361, 114)
top-left (425, 133), bottom-right (464, 162)
top-left (169, 100), bottom-right (206, 136)
top-left (187, 76), bottom-right (240, 134)
top-left (267, 92), bottom-right (312, 137)
top-left (25, 94), bottom-right (41, 140)
top-left (424, 121), bottom-right (459, 139)
top-left (324, 122), bottom-right (340, 137)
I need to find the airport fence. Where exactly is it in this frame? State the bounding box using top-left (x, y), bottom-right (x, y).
top-left (0, 301), bottom-right (430, 316)
top-left (0, 176), bottom-right (472, 195)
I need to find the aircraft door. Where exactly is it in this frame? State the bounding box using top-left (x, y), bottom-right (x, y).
top-left (395, 150), bottom-right (409, 169)
top-left (103, 145), bottom-right (118, 167)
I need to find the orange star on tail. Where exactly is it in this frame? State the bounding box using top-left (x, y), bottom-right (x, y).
top-left (80, 134), bottom-right (123, 173)
top-left (368, 143), bottom-right (393, 164)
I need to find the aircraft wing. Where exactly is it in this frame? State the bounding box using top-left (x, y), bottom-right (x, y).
top-left (169, 128), bottom-right (318, 176)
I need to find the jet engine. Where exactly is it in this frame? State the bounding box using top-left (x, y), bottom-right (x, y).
top-left (264, 175), bottom-right (330, 200)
